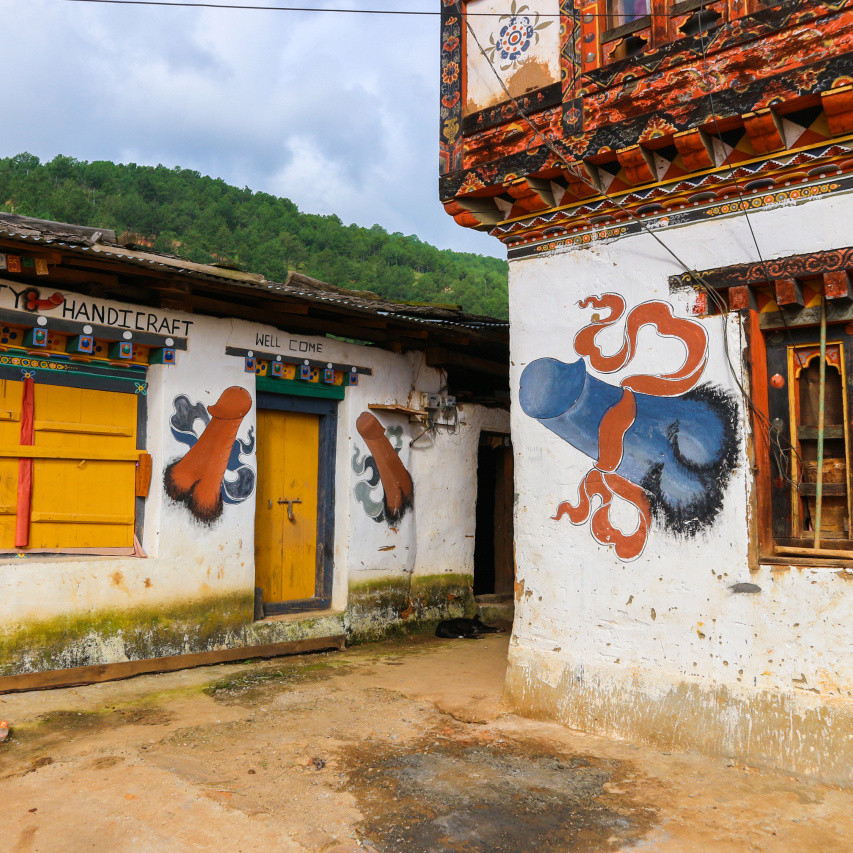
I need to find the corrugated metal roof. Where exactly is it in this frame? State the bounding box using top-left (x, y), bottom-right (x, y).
top-left (0, 214), bottom-right (508, 334)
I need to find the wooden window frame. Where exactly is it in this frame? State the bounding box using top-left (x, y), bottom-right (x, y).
top-left (752, 312), bottom-right (853, 564)
top-left (671, 248), bottom-right (853, 568)
top-left (585, 0), bottom-right (760, 71)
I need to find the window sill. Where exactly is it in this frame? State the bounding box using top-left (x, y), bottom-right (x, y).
top-left (760, 554), bottom-right (853, 570)
top-left (0, 548), bottom-right (137, 562)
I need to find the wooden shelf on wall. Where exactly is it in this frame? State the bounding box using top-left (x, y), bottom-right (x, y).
top-left (367, 403), bottom-right (427, 418)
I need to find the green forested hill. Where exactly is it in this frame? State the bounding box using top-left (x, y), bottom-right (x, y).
top-left (0, 154), bottom-right (509, 318)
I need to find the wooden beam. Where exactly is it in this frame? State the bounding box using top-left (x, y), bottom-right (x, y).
top-left (774, 278), bottom-right (804, 307)
top-left (0, 242), bottom-right (63, 264)
top-left (742, 109), bottom-right (785, 154)
top-left (673, 128), bottom-right (714, 170)
top-left (39, 267), bottom-right (120, 289)
top-left (288, 314), bottom-right (390, 341)
top-left (425, 345), bottom-right (508, 377)
top-left (188, 292), bottom-right (309, 322)
top-left (616, 145), bottom-right (656, 185)
top-left (775, 545), bottom-right (853, 560)
top-left (824, 270), bottom-right (853, 302)
top-left (729, 285), bottom-right (756, 312)
top-left (821, 85), bottom-right (853, 135)
top-left (61, 254), bottom-right (174, 281)
top-left (0, 635), bottom-right (346, 694)
top-left (760, 300), bottom-right (853, 330)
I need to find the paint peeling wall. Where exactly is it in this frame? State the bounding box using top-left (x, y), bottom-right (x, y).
top-left (0, 285), bottom-right (508, 675)
top-left (464, 0), bottom-right (561, 115)
top-left (505, 192), bottom-right (853, 785)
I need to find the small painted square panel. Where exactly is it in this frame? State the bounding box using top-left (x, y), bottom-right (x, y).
top-left (464, 0), bottom-right (560, 116)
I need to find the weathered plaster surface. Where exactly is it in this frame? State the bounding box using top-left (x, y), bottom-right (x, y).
top-left (505, 192), bottom-right (853, 783)
top-left (464, 0), bottom-right (560, 114)
top-left (345, 573), bottom-right (476, 644)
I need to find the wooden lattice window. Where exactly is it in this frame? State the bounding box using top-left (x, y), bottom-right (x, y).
top-left (583, 0), bottom-right (757, 71)
top-left (787, 341), bottom-right (851, 542)
top-left (754, 299), bottom-right (853, 562)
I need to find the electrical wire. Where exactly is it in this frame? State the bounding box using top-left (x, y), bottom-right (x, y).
top-left (458, 1), bottom-right (808, 487)
top-left (695, 8), bottom-right (808, 488)
top-left (56, 0), bottom-right (793, 17)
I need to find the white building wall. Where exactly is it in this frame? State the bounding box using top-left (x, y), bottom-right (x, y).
top-left (506, 192), bottom-right (853, 784)
top-left (0, 284), bottom-right (508, 669)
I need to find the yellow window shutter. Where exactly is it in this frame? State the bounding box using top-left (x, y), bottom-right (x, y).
top-left (21, 384), bottom-right (139, 550)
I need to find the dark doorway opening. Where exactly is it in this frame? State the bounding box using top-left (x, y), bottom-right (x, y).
top-left (474, 433), bottom-right (514, 597)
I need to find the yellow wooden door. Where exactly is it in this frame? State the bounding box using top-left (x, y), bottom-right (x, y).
top-left (254, 408), bottom-right (320, 604)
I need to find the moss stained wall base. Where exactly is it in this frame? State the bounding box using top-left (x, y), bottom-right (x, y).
top-left (0, 593), bottom-right (254, 676)
top-left (344, 573), bottom-right (475, 643)
top-left (0, 574), bottom-right (476, 677)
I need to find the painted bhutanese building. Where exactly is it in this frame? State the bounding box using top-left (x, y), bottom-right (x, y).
top-left (440, 0), bottom-right (853, 784)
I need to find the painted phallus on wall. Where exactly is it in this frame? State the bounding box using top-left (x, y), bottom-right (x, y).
top-left (164, 386), bottom-right (255, 523)
top-left (519, 294), bottom-right (738, 560)
top-left (352, 412), bottom-right (414, 525)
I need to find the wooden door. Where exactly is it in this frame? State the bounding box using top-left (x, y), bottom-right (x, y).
top-left (493, 445), bottom-right (515, 596)
top-left (254, 408), bottom-right (320, 605)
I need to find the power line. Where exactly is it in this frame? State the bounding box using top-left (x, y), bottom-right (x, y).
top-left (56, 0), bottom-right (788, 18)
top-left (458, 1), bottom-right (800, 479)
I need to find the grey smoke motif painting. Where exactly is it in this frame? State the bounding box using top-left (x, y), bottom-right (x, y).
top-left (352, 420), bottom-right (412, 524)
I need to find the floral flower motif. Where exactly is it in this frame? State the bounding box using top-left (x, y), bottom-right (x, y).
top-left (443, 36), bottom-right (460, 53)
top-left (496, 15), bottom-right (534, 62)
top-left (459, 172), bottom-right (486, 194)
top-left (442, 92), bottom-right (461, 109)
top-left (483, 1), bottom-right (552, 71)
top-left (443, 117), bottom-right (460, 141)
top-left (442, 61), bottom-right (460, 85)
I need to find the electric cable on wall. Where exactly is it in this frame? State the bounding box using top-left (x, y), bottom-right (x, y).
top-left (457, 1), bottom-right (799, 479)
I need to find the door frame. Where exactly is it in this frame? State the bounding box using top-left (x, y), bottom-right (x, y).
top-left (255, 391), bottom-right (337, 615)
top-left (474, 431), bottom-right (515, 599)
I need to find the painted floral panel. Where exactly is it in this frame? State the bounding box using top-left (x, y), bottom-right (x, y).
top-left (464, 0), bottom-right (560, 116)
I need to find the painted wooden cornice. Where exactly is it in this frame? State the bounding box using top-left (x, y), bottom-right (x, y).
top-left (439, 0), bottom-right (853, 252)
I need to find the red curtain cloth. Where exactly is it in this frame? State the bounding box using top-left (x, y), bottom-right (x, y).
top-left (15, 377), bottom-right (35, 548)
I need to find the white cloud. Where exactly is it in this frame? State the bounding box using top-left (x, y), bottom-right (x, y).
top-left (0, 0), bottom-right (502, 257)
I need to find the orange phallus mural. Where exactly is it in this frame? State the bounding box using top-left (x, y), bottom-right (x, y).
top-left (353, 412), bottom-right (414, 524)
top-left (164, 386), bottom-right (254, 524)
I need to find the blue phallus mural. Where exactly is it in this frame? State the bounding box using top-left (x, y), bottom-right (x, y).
top-left (519, 294), bottom-right (739, 560)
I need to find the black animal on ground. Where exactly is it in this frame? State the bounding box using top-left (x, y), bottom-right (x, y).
top-left (434, 615), bottom-right (506, 639)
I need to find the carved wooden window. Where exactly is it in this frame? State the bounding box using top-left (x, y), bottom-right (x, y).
top-left (584, 0), bottom-right (758, 71)
top-left (670, 250), bottom-right (853, 563)
top-left (762, 325), bottom-right (853, 557)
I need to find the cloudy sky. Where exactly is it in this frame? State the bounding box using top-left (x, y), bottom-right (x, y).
top-left (1, 0), bottom-right (502, 257)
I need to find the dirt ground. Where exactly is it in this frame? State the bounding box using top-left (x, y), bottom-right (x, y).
top-left (0, 632), bottom-right (851, 853)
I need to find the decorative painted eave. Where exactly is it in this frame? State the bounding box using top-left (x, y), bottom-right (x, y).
top-left (444, 92), bottom-right (853, 257)
top-left (440, 0), bottom-right (853, 248)
top-left (0, 215), bottom-right (510, 399)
